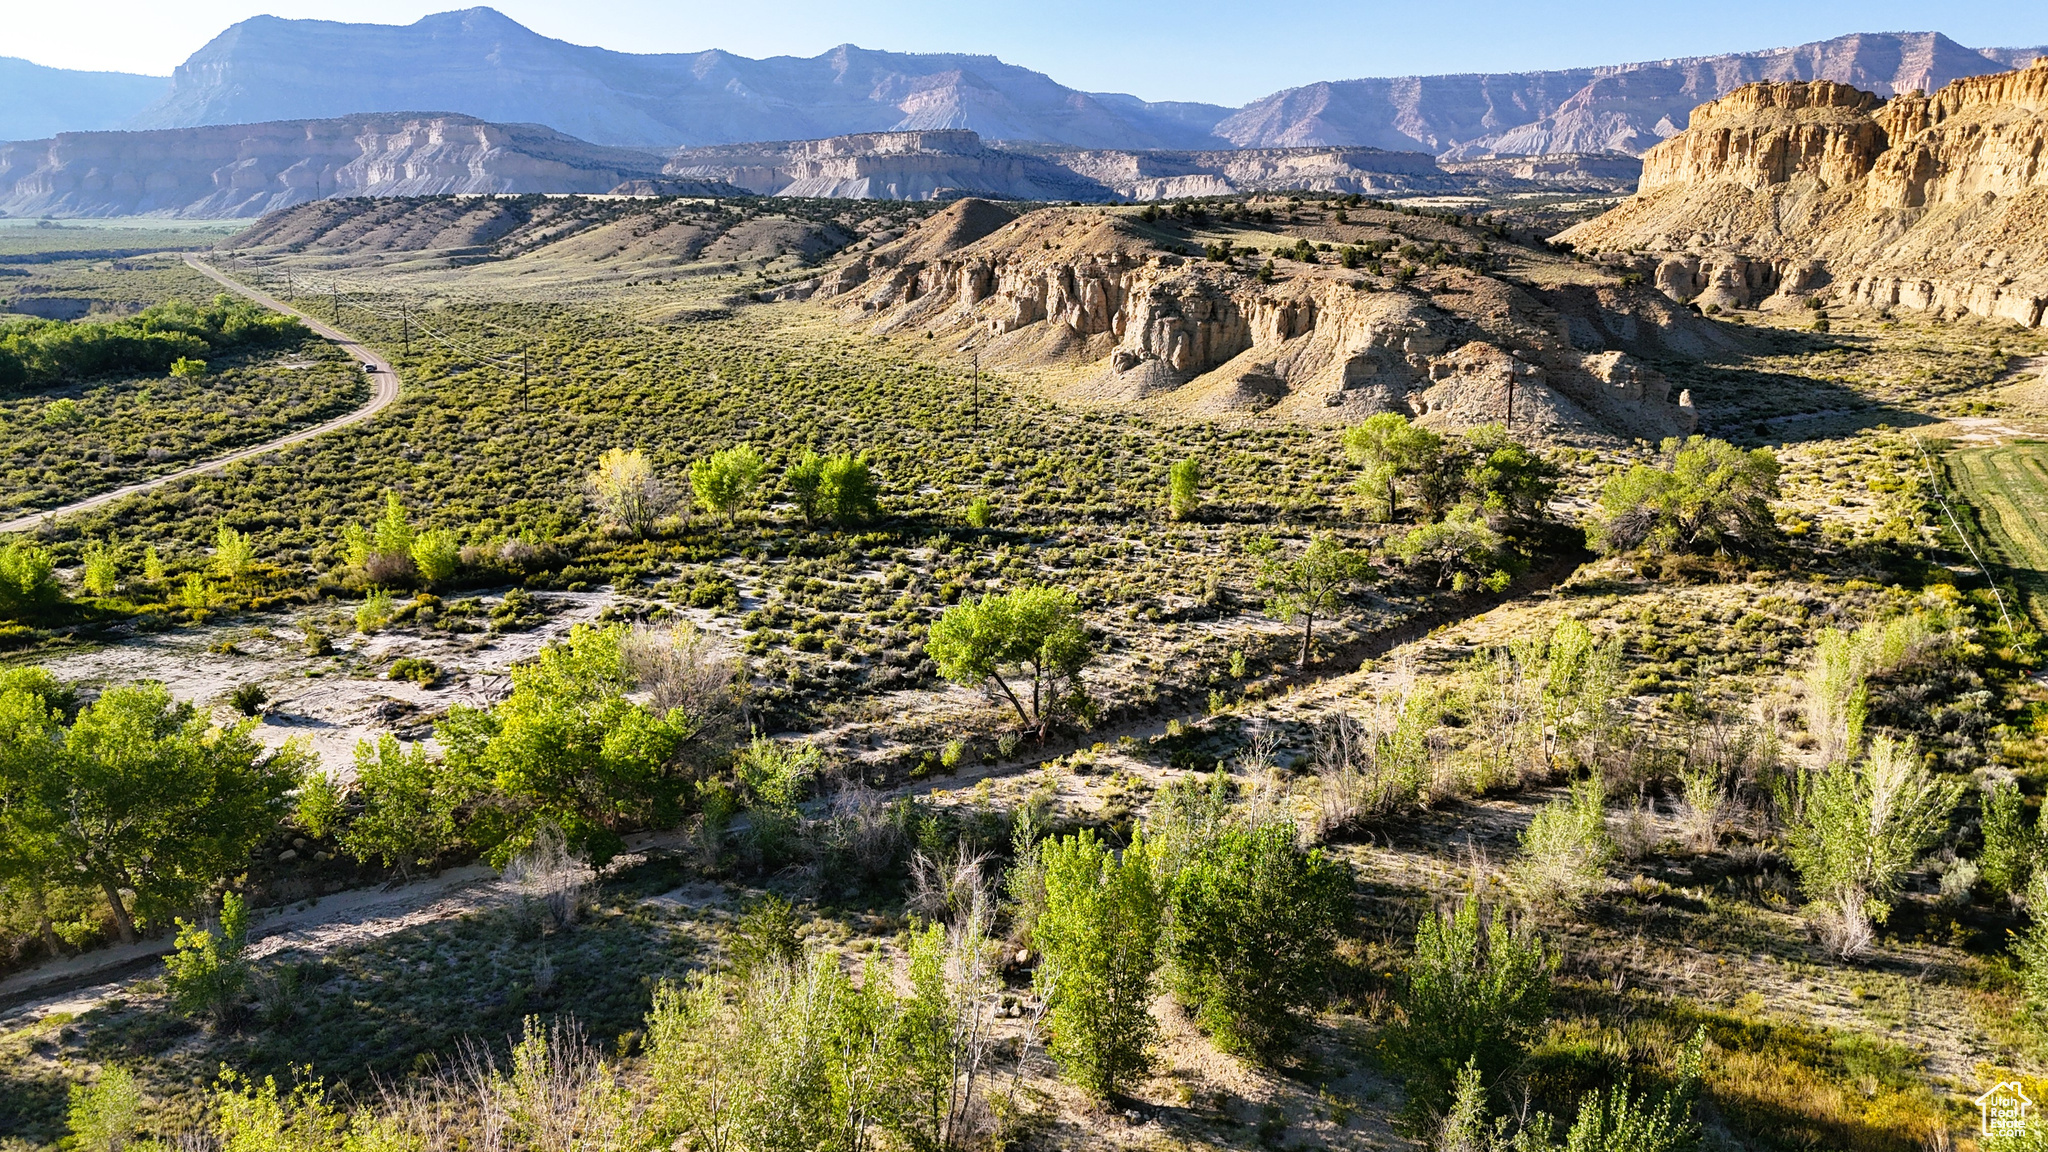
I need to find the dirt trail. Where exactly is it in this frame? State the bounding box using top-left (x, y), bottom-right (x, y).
top-left (0, 256), bottom-right (400, 535)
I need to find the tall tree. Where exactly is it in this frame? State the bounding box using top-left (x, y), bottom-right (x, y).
top-left (1033, 830), bottom-right (1162, 1099)
top-left (1250, 534), bottom-right (1373, 667)
top-left (588, 447), bottom-right (671, 536)
top-left (1591, 435), bottom-right (1780, 556)
top-left (690, 444), bottom-right (766, 523)
top-left (1342, 413), bottom-right (1445, 522)
top-left (927, 586), bottom-right (1093, 738)
top-left (438, 623), bottom-right (697, 867)
top-left (35, 684), bottom-right (304, 943)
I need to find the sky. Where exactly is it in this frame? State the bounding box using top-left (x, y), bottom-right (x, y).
top-left (10, 0), bottom-right (2048, 106)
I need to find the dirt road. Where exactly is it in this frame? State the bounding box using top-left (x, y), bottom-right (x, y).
top-left (0, 255), bottom-right (400, 535)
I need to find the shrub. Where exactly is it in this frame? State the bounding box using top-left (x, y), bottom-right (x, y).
top-left (733, 734), bottom-right (822, 813)
top-left (1033, 829), bottom-right (1162, 1098)
top-left (1981, 779), bottom-right (2041, 898)
top-left (66, 1064), bottom-right (142, 1152)
top-left (356, 588), bottom-right (395, 633)
top-left (164, 891), bottom-right (251, 1024)
top-left (1559, 1031), bottom-right (1705, 1152)
top-left (387, 657), bottom-right (440, 686)
top-left (169, 356), bottom-right (207, 378)
top-left (0, 541), bottom-right (61, 613)
top-left (1776, 734), bottom-right (1963, 954)
top-left (1168, 457), bottom-right (1202, 521)
top-left (965, 495), bottom-right (993, 528)
top-left (1382, 897), bottom-right (1550, 1117)
top-left (1589, 436), bottom-right (1779, 557)
top-left (409, 529), bottom-right (460, 583)
top-left (80, 544), bottom-right (119, 597)
top-left (1511, 776), bottom-right (1614, 909)
top-left (228, 682), bottom-right (268, 717)
top-left (338, 734), bottom-right (463, 877)
top-left (1161, 814), bottom-right (1348, 1059)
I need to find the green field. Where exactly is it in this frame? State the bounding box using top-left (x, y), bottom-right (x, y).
top-left (1947, 442), bottom-right (2048, 619)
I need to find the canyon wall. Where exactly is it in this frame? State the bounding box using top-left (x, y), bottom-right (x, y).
top-left (1560, 59), bottom-right (2048, 327)
top-left (801, 199), bottom-right (1707, 440)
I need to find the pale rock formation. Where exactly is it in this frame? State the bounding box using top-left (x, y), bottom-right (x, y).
top-left (1561, 59), bottom-right (2048, 327)
top-left (810, 199), bottom-right (1704, 440)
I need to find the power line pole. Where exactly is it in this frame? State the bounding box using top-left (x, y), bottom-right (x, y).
top-left (332, 282), bottom-right (340, 323)
top-left (1505, 373), bottom-right (1515, 429)
top-left (522, 345), bottom-right (530, 415)
top-left (401, 303), bottom-right (410, 358)
top-left (972, 348), bottom-right (980, 432)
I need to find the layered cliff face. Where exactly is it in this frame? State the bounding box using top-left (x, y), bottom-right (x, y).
top-left (1560, 60), bottom-right (2048, 327)
top-left (799, 199), bottom-right (1711, 442)
top-left (0, 114), bottom-right (696, 218)
top-left (660, 130), bottom-right (1587, 204)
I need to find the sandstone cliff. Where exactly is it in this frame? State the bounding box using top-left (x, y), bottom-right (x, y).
top-left (0, 113), bottom-right (713, 218)
top-left (801, 199), bottom-right (1714, 442)
top-left (659, 131), bottom-right (1582, 203)
top-left (1559, 60), bottom-right (2048, 327)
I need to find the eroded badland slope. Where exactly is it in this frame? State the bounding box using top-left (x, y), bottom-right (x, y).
top-left (1562, 58), bottom-right (2048, 325)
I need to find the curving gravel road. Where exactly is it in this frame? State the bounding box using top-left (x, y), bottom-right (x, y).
top-left (0, 255), bottom-right (400, 535)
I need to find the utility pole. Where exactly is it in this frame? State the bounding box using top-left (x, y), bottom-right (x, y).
top-left (284, 270), bottom-right (294, 303)
top-left (401, 303), bottom-right (410, 358)
top-left (522, 345), bottom-right (530, 415)
top-left (972, 348), bottom-right (980, 432)
top-left (332, 282), bottom-right (340, 322)
top-left (1505, 373), bottom-right (1515, 430)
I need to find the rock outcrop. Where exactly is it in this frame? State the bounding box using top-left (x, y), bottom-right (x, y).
top-left (661, 131), bottom-right (1597, 203)
top-left (805, 199), bottom-right (1711, 441)
top-left (0, 114), bottom-right (712, 218)
top-left (1559, 60), bottom-right (2048, 327)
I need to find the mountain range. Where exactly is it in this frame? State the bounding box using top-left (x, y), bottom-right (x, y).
top-left (4, 10), bottom-right (2044, 159)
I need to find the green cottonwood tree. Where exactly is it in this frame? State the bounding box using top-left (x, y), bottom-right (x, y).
top-left (1381, 896), bottom-right (1550, 1118)
top-left (1161, 815), bottom-right (1348, 1060)
top-left (786, 451), bottom-right (882, 527)
top-left (690, 444), bottom-right (766, 523)
top-left (927, 586), bottom-right (1092, 738)
top-left (1343, 413), bottom-right (1445, 522)
top-left (32, 684), bottom-right (304, 943)
top-left (1776, 733), bottom-right (1962, 952)
top-left (1590, 435), bottom-right (1780, 556)
top-left (438, 622), bottom-right (697, 867)
top-left (0, 676), bottom-right (71, 958)
top-left (337, 735), bottom-right (464, 878)
top-left (1250, 534), bottom-right (1373, 667)
top-left (1033, 830), bottom-right (1162, 1099)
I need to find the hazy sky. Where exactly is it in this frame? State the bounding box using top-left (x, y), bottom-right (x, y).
top-left (11, 0), bottom-right (2048, 105)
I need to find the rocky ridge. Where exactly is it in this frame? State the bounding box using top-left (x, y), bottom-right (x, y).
top-left (795, 198), bottom-right (1720, 441)
top-left (1559, 59), bottom-right (2048, 326)
top-left (658, 131), bottom-right (1520, 202)
top-left (0, 113), bottom-right (716, 218)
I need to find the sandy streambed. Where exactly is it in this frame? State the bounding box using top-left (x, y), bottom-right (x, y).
top-left (38, 589), bottom-right (617, 776)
